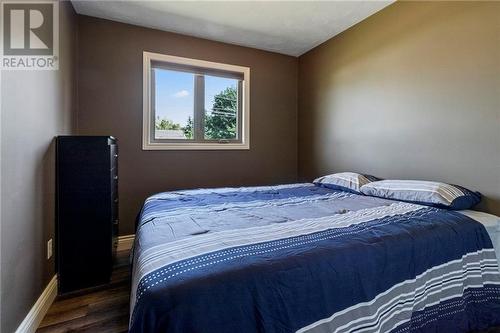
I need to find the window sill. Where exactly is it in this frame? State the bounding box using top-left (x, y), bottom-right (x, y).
top-left (142, 141), bottom-right (250, 151)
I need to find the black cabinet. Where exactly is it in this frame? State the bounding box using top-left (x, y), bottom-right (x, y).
top-left (56, 136), bottom-right (118, 294)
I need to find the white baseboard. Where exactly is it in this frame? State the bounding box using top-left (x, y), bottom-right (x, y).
top-left (117, 234), bottom-right (135, 252)
top-left (15, 275), bottom-right (57, 333)
top-left (14, 236), bottom-right (134, 333)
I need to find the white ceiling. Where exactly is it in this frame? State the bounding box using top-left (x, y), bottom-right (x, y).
top-left (72, 1), bottom-right (394, 57)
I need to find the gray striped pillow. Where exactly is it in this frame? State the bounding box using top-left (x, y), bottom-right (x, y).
top-left (360, 180), bottom-right (481, 210)
top-left (313, 172), bottom-right (379, 194)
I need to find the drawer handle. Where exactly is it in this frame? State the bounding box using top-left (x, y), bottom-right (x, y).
top-left (114, 154), bottom-right (118, 158)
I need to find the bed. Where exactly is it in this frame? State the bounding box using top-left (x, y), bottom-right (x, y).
top-left (129, 183), bottom-right (500, 333)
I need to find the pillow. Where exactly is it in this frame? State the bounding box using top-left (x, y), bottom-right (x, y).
top-left (313, 172), bottom-right (380, 194)
top-left (360, 180), bottom-right (481, 210)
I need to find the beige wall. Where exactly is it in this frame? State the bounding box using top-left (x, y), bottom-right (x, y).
top-left (0, 2), bottom-right (77, 332)
top-left (298, 1), bottom-right (500, 215)
top-left (76, 16), bottom-right (298, 235)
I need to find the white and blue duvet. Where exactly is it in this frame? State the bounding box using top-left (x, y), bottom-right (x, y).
top-left (130, 183), bottom-right (500, 333)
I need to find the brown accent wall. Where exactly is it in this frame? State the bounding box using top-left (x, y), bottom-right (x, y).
top-left (76, 16), bottom-right (298, 236)
top-left (0, 2), bottom-right (77, 332)
top-left (298, 1), bottom-right (500, 215)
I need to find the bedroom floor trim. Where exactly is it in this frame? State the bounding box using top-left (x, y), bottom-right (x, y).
top-left (117, 234), bottom-right (135, 252)
top-left (16, 275), bottom-right (58, 333)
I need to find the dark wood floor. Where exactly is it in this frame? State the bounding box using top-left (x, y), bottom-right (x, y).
top-left (37, 250), bottom-right (131, 333)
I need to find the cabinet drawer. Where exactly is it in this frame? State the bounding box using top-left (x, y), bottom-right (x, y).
top-left (110, 144), bottom-right (118, 170)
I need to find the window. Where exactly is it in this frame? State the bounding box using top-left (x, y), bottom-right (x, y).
top-left (143, 52), bottom-right (250, 150)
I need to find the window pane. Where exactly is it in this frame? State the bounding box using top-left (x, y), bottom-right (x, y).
top-left (154, 68), bottom-right (194, 140)
top-left (204, 75), bottom-right (238, 140)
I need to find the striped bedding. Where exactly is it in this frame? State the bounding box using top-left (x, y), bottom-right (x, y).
top-left (129, 183), bottom-right (500, 333)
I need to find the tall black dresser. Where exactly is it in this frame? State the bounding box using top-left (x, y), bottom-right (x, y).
top-left (56, 136), bottom-right (118, 294)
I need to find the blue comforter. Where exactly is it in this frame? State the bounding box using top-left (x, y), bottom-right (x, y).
top-left (130, 183), bottom-right (500, 333)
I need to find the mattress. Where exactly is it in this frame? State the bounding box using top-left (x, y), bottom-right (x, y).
top-left (130, 183), bottom-right (500, 333)
top-left (459, 210), bottom-right (500, 269)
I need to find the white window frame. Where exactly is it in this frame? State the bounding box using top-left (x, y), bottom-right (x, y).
top-left (143, 51), bottom-right (250, 150)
